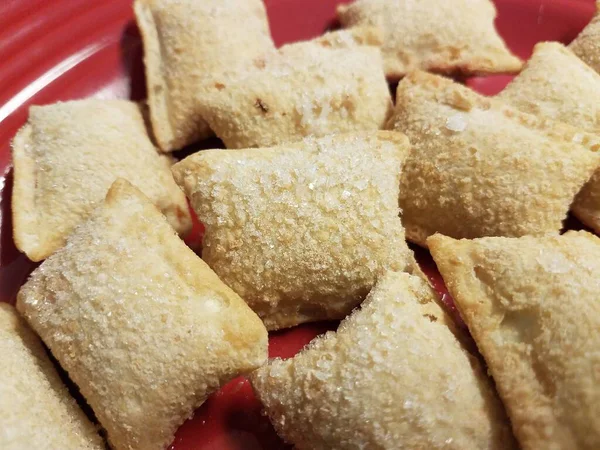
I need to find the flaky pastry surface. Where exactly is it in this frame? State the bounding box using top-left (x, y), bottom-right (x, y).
top-left (134, 0), bottom-right (275, 151)
top-left (173, 132), bottom-right (417, 330)
top-left (17, 180), bottom-right (268, 450)
top-left (429, 231), bottom-right (600, 450)
top-left (11, 99), bottom-right (191, 261)
top-left (499, 41), bottom-right (600, 234)
top-left (386, 71), bottom-right (600, 246)
top-left (251, 272), bottom-right (516, 450)
top-left (196, 42), bottom-right (392, 149)
top-left (337, 0), bottom-right (522, 78)
top-left (0, 304), bottom-right (103, 450)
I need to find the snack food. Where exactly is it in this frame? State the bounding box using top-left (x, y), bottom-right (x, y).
top-left (17, 180), bottom-right (268, 450)
top-left (337, 0), bottom-right (522, 78)
top-left (499, 41), bottom-right (600, 233)
top-left (172, 132), bottom-right (418, 330)
top-left (11, 99), bottom-right (191, 261)
top-left (387, 71), bottom-right (600, 246)
top-left (251, 272), bottom-right (517, 450)
top-left (0, 304), bottom-right (103, 450)
top-left (429, 231), bottom-right (600, 450)
top-left (570, 1), bottom-right (600, 75)
top-left (134, 0), bottom-right (275, 151)
top-left (195, 42), bottom-right (392, 149)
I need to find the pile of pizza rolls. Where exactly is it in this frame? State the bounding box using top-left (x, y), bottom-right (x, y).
top-left (4, 1), bottom-right (600, 449)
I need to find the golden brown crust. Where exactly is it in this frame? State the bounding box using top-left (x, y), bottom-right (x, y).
top-left (569, 2), bottom-right (600, 75)
top-left (0, 304), bottom-right (104, 450)
top-left (336, 0), bottom-right (522, 79)
top-left (428, 231), bottom-right (600, 450)
top-left (134, 0), bottom-right (275, 151)
top-left (172, 132), bottom-right (418, 330)
top-left (195, 41), bottom-right (392, 149)
top-left (386, 71), bottom-right (600, 246)
top-left (250, 272), bottom-right (517, 449)
top-left (16, 180), bottom-right (268, 450)
top-left (499, 41), bottom-right (600, 234)
top-left (11, 99), bottom-right (192, 262)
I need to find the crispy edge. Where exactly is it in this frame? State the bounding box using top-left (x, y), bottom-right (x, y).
top-left (11, 123), bottom-right (48, 261)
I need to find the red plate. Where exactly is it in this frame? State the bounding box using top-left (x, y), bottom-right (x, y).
top-left (0, 1), bottom-right (595, 449)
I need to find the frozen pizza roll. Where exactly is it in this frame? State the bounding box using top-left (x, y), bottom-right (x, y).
top-left (12, 99), bottom-right (192, 262)
top-left (172, 132), bottom-right (418, 330)
top-left (499, 42), bottom-right (600, 233)
top-left (134, 0), bottom-right (275, 151)
top-left (0, 304), bottom-right (103, 450)
top-left (196, 42), bottom-right (392, 149)
top-left (250, 272), bottom-right (517, 450)
top-left (337, 0), bottom-right (522, 79)
top-left (570, 2), bottom-right (600, 75)
top-left (17, 180), bottom-right (268, 450)
top-left (386, 71), bottom-right (600, 246)
top-left (428, 231), bottom-right (600, 450)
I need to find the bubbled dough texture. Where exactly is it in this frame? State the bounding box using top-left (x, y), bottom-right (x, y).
top-left (386, 71), bottom-right (600, 246)
top-left (196, 42), bottom-right (392, 149)
top-left (11, 99), bottom-right (191, 262)
top-left (336, 0), bottom-right (522, 79)
top-left (570, 4), bottom-right (600, 75)
top-left (428, 231), bottom-right (600, 450)
top-left (499, 42), bottom-right (600, 234)
top-left (17, 180), bottom-right (268, 450)
top-left (134, 0), bottom-right (275, 151)
top-left (0, 304), bottom-right (103, 450)
top-left (250, 272), bottom-right (517, 450)
top-left (173, 132), bottom-right (417, 330)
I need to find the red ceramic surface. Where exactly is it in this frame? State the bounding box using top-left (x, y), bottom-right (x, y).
top-left (0, 1), bottom-right (596, 448)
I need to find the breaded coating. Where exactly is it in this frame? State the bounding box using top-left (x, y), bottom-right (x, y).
top-left (337, 0), bottom-right (522, 79)
top-left (250, 272), bottom-right (517, 450)
top-left (0, 304), bottom-right (104, 450)
top-left (499, 42), bottom-right (600, 233)
top-left (570, 2), bottom-right (600, 75)
top-left (172, 132), bottom-right (418, 330)
top-left (428, 231), bottom-right (600, 450)
top-left (16, 180), bottom-right (268, 450)
top-left (386, 71), bottom-right (600, 246)
top-left (134, 0), bottom-right (275, 151)
top-left (195, 41), bottom-right (392, 149)
top-left (11, 99), bottom-right (191, 262)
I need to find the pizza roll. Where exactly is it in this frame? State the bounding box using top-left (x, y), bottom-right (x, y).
top-left (0, 304), bottom-right (103, 450)
top-left (499, 42), bottom-right (600, 233)
top-left (172, 132), bottom-right (418, 330)
top-left (195, 42), bottom-right (392, 149)
top-left (386, 71), bottom-right (600, 246)
top-left (134, 0), bottom-right (275, 151)
top-left (17, 180), bottom-right (268, 450)
top-left (250, 271), bottom-right (517, 449)
top-left (337, 0), bottom-right (522, 79)
top-left (570, 2), bottom-right (600, 75)
top-left (11, 99), bottom-right (192, 262)
top-left (428, 231), bottom-right (600, 450)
